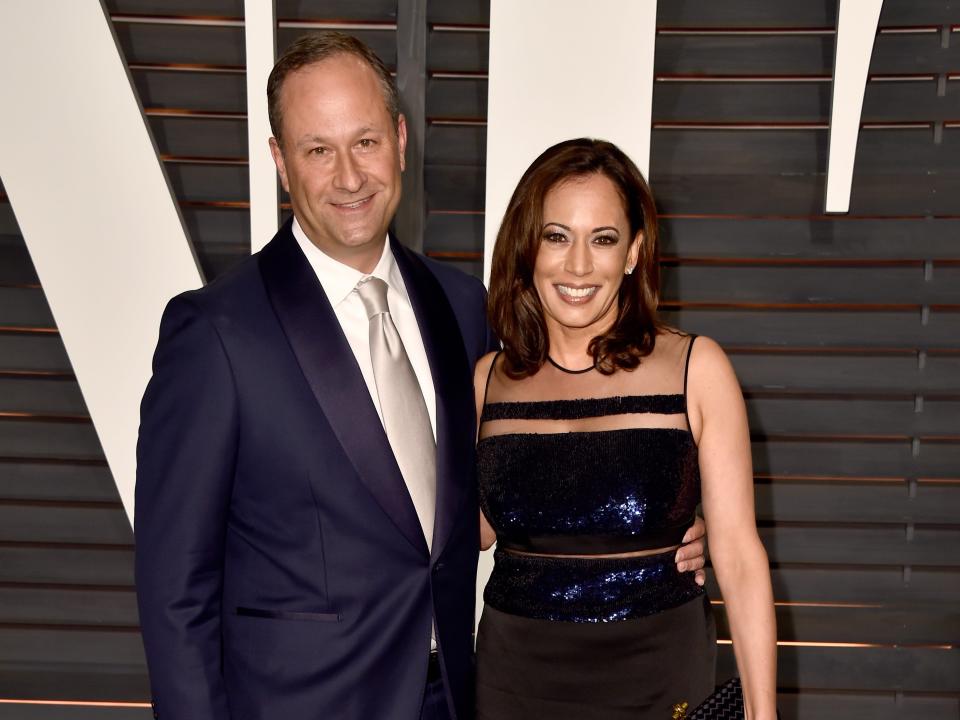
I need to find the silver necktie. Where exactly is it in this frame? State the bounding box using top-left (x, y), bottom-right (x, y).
top-left (356, 277), bottom-right (436, 550)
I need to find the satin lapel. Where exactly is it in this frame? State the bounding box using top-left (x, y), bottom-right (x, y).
top-left (391, 237), bottom-right (475, 562)
top-left (259, 226), bottom-right (428, 556)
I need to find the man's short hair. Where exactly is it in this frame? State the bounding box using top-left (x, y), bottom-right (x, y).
top-left (267, 31), bottom-right (401, 146)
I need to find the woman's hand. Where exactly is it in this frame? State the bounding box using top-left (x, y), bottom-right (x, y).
top-left (675, 515), bottom-right (707, 586)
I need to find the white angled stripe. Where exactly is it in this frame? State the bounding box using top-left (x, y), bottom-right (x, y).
top-left (0, 2), bottom-right (204, 523)
top-left (245, 1), bottom-right (280, 251)
top-left (825, 0), bottom-right (884, 213)
top-left (484, 0), bottom-right (658, 282)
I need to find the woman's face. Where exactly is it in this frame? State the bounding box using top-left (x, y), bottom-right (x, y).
top-left (533, 173), bottom-right (641, 339)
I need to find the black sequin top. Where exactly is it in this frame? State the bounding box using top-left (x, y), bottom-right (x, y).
top-left (478, 395), bottom-right (700, 555)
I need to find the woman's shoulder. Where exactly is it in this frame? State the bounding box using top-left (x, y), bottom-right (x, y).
top-left (656, 327), bottom-right (727, 366)
top-left (681, 333), bottom-right (741, 403)
top-left (473, 350), bottom-right (501, 385)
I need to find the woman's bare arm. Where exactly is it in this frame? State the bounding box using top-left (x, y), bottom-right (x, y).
top-left (689, 336), bottom-right (777, 720)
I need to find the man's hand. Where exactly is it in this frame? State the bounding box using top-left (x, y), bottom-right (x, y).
top-left (675, 516), bottom-right (707, 586)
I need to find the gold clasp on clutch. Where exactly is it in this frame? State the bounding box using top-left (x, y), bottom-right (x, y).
top-left (672, 700), bottom-right (689, 719)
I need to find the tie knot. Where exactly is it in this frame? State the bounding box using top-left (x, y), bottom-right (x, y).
top-left (356, 276), bottom-right (390, 319)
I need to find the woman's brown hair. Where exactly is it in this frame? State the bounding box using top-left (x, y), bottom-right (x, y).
top-left (487, 138), bottom-right (661, 378)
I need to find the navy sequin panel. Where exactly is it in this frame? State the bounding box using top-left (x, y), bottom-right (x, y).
top-left (478, 425), bottom-right (700, 556)
top-left (484, 548), bottom-right (703, 623)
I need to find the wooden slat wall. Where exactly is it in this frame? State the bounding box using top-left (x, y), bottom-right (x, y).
top-left (0, 1), bottom-right (957, 718)
top-left (651, 2), bottom-right (960, 718)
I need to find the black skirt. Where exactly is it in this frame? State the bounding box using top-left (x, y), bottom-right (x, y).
top-left (476, 594), bottom-right (717, 720)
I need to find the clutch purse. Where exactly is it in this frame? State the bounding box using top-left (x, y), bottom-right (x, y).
top-left (672, 677), bottom-right (744, 719)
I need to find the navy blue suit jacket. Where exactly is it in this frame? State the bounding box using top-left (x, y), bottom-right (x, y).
top-left (135, 221), bottom-right (496, 720)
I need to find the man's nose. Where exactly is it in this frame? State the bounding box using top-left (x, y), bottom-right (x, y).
top-left (333, 151), bottom-right (364, 193)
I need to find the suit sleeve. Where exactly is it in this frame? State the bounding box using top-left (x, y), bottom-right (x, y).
top-left (135, 295), bottom-right (237, 720)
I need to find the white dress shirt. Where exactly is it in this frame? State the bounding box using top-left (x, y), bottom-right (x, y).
top-left (292, 218), bottom-right (437, 441)
top-left (293, 219), bottom-right (440, 649)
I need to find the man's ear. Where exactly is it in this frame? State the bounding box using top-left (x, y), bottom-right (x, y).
top-left (397, 113), bottom-right (408, 172)
top-left (268, 137), bottom-right (290, 192)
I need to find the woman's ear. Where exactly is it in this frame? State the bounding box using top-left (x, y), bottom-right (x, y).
top-left (626, 231), bottom-right (643, 273)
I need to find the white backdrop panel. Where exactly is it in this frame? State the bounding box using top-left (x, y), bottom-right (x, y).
top-left (246, 0), bottom-right (280, 252)
top-left (825, 0), bottom-right (884, 213)
top-left (484, 0), bottom-right (658, 281)
top-left (480, 0), bottom-right (658, 625)
top-left (0, 2), bottom-right (203, 523)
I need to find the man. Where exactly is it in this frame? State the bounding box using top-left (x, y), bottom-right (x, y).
top-left (135, 32), bottom-right (705, 720)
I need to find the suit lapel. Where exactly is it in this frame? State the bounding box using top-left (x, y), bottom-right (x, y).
top-left (391, 237), bottom-right (475, 562)
top-left (258, 224), bottom-right (428, 556)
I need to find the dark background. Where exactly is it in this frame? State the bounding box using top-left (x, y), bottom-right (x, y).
top-left (0, 1), bottom-right (958, 718)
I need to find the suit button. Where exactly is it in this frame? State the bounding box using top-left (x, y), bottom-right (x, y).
top-left (433, 562), bottom-right (445, 573)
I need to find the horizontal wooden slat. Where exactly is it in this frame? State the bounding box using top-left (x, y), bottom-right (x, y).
top-left (653, 77), bottom-right (959, 123)
top-left (164, 161), bottom-right (248, 203)
top-left (0, 421), bottom-right (104, 460)
top-left (731, 353), bottom-right (960, 393)
top-left (0, 587), bottom-right (139, 626)
top-left (148, 115), bottom-right (247, 158)
top-left (759, 525), bottom-right (959, 566)
top-left (654, 33), bottom-right (960, 76)
top-left (754, 438), bottom-right (959, 477)
top-left (113, 23), bottom-right (245, 65)
top-left (0, 668), bottom-right (149, 706)
top-left (0, 505), bottom-right (131, 545)
top-left (657, 0), bottom-right (960, 28)
top-left (426, 75), bottom-right (487, 119)
top-left (659, 216), bottom-right (960, 260)
top-left (130, 67), bottom-right (246, 114)
top-left (776, 690), bottom-right (960, 720)
top-left (706, 565), bottom-right (960, 605)
top-left (0, 288), bottom-right (53, 327)
top-left (662, 309), bottom-right (960, 348)
top-left (663, 265), bottom-right (960, 305)
top-left (427, 27), bottom-right (488, 73)
top-left (424, 212), bottom-right (483, 256)
top-left (106, 0), bottom-right (242, 14)
top-left (0, 462), bottom-right (118, 503)
top-left (425, 124), bottom-right (486, 165)
top-left (745, 397), bottom-right (960, 436)
top-left (427, 0), bottom-right (488, 26)
top-left (425, 165), bottom-right (484, 211)
top-left (0, 243), bottom-right (37, 285)
top-left (651, 128), bottom-right (955, 176)
top-left (0, 701), bottom-right (151, 720)
top-left (754, 479), bottom-right (960, 524)
top-left (0, 547), bottom-right (134, 586)
top-left (0, 378), bottom-right (87, 416)
top-left (0, 335), bottom-right (72, 373)
top-left (718, 643), bottom-right (959, 692)
top-left (713, 604), bottom-right (958, 645)
top-left (0, 627), bottom-right (145, 667)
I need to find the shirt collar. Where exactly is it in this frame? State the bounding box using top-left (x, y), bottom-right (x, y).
top-left (292, 217), bottom-right (409, 308)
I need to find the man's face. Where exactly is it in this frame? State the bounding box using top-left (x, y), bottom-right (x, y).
top-left (269, 54), bottom-right (406, 272)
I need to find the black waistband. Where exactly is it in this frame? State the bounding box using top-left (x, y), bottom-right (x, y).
top-left (496, 520), bottom-right (691, 556)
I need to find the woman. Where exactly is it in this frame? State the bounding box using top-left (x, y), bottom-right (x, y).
top-left (474, 139), bottom-right (777, 719)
